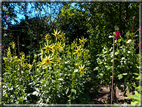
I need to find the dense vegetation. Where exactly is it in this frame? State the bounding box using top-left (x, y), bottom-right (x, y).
top-left (1, 2), bottom-right (141, 106)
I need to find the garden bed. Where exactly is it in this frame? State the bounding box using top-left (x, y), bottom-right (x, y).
top-left (90, 85), bottom-right (134, 104)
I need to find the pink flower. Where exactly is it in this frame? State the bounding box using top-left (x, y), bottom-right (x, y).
top-left (132, 39), bottom-right (135, 42)
top-left (138, 42), bottom-right (142, 49)
top-left (7, 29), bottom-right (10, 31)
top-left (139, 26), bottom-right (141, 34)
top-left (31, 44), bottom-right (34, 47)
top-left (114, 31), bottom-right (121, 39)
top-left (133, 16), bottom-right (135, 18)
top-left (1, 45), bottom-right (5, 50)
top-left (4, 15), bottom-right (8, 19)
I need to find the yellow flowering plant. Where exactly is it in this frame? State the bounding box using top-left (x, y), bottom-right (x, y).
top-left (3, 30), bottom-right (90, 104)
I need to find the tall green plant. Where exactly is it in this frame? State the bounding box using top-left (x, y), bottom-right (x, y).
top-left (3, 30), bottom-right (91, 104)
top-left (94, 26), bottom-right (139, 103)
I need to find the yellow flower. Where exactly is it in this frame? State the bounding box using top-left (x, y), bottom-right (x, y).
top-left (21, 54), bottom-right (25, 61)
top-left (51, 44), bottom-right (56, 51)
top-left (34, 54), bottom-right (37, 59)
top-left (79, 64), bottom-right (85, 75)
top-left (43, 40), bottom-right (51, 53)
top-left (28, 64), bottom-right (32, 70)
top-left (79, 37), bottom-right (87, 43)
top-left (14, 56), bottom-right (18, 60)
top-left (74, 46), bottom-right (82, 55)
top-left (45, 34), bottom-right (50, 41)
top-left (3, 57), bottom-right (7, 62)
top-left (54, 64), bottom-right (57, 67)
top-left (7, 47), bottom-right (11, 57)
top-left (42, 55), bottom-right (54, 66)
top-left (75, 63), bottom-right (79, 67)
top-left (10, 41), bottom-right (15, 49)
top-left (60, 32), bottom-right (65, 40)
top-left (8, 47), bottom-right (11, 52)
top-left (52, 29), bottom-right (61, 40)
top-left (45, 34), bottom-right (50, 38)
top-left (71, 41), bottom-right (76, 46)
top-left (56, 42), bottom-right (65, 52)
top-left (24, 63), bottom-right (28, 68)
top-left (7, 51), bottom-right (11, 57)
top-left (19, 52), bottom-right (25, 56)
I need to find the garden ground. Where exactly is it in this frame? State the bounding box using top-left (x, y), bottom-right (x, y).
top-left (90, 84), bottom-right (134, 104)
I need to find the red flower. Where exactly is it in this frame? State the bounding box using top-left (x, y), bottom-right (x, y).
top-left (138, 42), bottom-right (142, 49)
top-left (114, 31), bottom-right (121, 39)
top-left (1, 45), bottom-right (5, 49)
top-left (4, 16), bottom-right (8, 19)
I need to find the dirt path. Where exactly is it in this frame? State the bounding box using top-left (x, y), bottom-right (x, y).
top-left (90, 85), bottom-right (133, 104)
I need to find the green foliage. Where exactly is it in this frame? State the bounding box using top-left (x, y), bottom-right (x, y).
top-left (94, 30), bottom-right (139, 88)
top-left (124, 73), bottom-right (141, 106)
top-left (2, 2), bottom-right (140, 104)
top-left (2, 30), bottom-right (91, 104)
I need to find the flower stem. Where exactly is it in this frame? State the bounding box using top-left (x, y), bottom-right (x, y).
top-left (111, 38), bottom-right (115, 104)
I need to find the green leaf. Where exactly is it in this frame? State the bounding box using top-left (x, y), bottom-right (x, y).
top-left (133, 73), bottom-right (139, 75)
top-left (117, 39), bottom-right (121, 43)
top-left (135, 91), bottom-right (140, 96)
top-left (58, 78), bottom-right (64, 81)
top-left (71, 89), bottom-right (76, 94)
top-left (118, 74), bottom-right (123, 79)
top-left (122, 73), bottom-right (127, 75)
top-left (108, 35), bottom-right (114, 38)
top-left (126, 94), bottom-right (139, 101)
top-left (125, 94), bottom-right (133, 99)
top-left (135, 75), bottom-right (140, 80)
top-left (126, 39), bottom-right (132, 44)
top-left (131, 101), bottom-right (139, 105)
